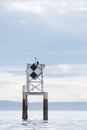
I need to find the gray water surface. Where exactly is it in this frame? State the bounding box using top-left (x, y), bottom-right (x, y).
top-left (0, 111), bottom-right (87, 130)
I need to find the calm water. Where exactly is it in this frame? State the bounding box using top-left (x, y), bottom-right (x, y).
top-left (0, 111), bottom-right (87, 130)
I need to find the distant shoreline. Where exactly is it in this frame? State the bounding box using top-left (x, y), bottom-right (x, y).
top-left (0, 100), bottom-right (87, 111)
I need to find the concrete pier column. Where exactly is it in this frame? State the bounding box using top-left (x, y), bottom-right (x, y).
top-left (22, 85), bottom-right (28, 120)
top-left (43, 92), bottom-right (48, 120)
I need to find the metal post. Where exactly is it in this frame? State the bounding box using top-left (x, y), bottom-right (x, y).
top-left (43, 92), bottom-right (48, 120)
top-left (22, 85), bottom-right (28, 120)
top-left (26, 64), bottom-right (29, 92)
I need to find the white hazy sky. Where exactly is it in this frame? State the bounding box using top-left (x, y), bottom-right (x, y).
top-left (0, 0), bottom-right (87, 102)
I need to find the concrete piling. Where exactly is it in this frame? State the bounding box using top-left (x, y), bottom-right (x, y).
top-left (43, 92), bottom-right (48, 120)
top-left (22, 86), bottom-right (28, 120)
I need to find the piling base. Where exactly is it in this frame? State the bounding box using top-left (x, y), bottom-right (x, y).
top-left (43, 92), bottom-right (48, 120)
top-left (22, 93), bottom-right (28, 120)
top-left (22, 90), bottom-right (48, 121)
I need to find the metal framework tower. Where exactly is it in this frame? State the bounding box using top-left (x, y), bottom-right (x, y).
top-left (26, 60), bottom-right (45, 93)
top-left (22, 59), bottom-right (48, 121)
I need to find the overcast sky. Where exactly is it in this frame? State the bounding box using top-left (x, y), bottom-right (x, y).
top-left (0, 0), bottom-right (87, 102)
